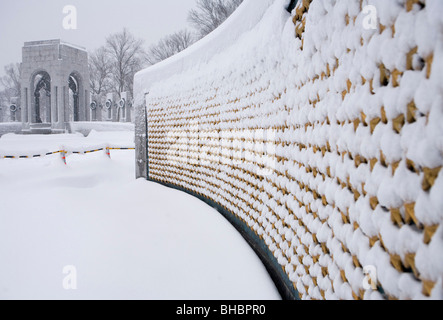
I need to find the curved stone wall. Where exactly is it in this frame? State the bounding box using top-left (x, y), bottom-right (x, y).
top-left (135, 0), bottom-right (443, 300)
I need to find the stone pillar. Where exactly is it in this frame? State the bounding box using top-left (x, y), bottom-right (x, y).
top-left (77, 81), bottom-right (84, 122)
top-left (46, 92), bottom-right (51, 123)
top-left (31, 90), bottom-right (37, 124)
top-left (63, 85), bottom-right (69, 124)
top-left (21, 87), bottom-right (30, 128)
top-left (51, 84), bottom-right (58, 127)
top-left (28, 87), bottom-right (33, 124)
top-left (85, 90), bottom-right (90, 122)
top-left (135, 96), bottom-right (148, 179)
top-left (57, 85), bottom-right (65, 129)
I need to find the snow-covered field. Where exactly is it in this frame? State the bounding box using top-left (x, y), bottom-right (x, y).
top-left (0, 132), bottom-right (279, 300)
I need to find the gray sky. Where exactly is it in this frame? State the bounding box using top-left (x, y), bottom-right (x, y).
top-left (0, 0), bottom-right (197, 78)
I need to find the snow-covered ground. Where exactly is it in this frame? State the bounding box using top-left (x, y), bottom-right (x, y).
top-left (0, 132), bottom-right (279, 300)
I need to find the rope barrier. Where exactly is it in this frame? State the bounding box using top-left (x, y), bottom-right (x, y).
top-left (0, 147), bottom-right (135, 164)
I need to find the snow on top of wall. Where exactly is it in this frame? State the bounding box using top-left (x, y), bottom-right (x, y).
top-left (133, 0), bottom-right (282, 106)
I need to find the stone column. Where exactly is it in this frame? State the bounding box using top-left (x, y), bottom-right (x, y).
top-left (57, 85), bottom-right (65, 130)
top-left (51, 84), bottom-right (57, 127)
top-left (46, 92), bottom-right (51, 123)
top-left (85, 90), bottom-right (90, 122)
top-left (63, 85), bottom-right (69, 125)
top-left (21, 86), bottom-right (31, 128)
top-left (135, 96), bottom-right (148, 179)
top-left (28, 87), bottom-right (33, 124)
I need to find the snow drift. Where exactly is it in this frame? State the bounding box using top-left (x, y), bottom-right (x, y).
top-left (0, 133), bottom-right (279, 300)
top-left (0, 123), bottom-right (22, 137)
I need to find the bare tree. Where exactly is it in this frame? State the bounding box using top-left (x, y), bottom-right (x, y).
top-left (188, 0), bottom-right (244, 39)
top-left (0, 63), bottom-right (21, 122)
top-left (89, 46), bottom-right (112, 96)
top-left (0, 63), bottom-right (21, 99)
top-left (105, 28), bottom-right (146, 96)
top-left (146, 29), bottom-right (195, 65)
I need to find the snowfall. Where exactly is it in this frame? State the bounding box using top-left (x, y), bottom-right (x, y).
top-left (0, 131), bottom-right (280, 300)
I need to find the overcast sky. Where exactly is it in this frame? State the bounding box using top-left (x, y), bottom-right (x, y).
top-left (0, 0), bottom-right (197, 78)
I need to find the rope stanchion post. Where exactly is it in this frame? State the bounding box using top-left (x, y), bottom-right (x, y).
top-left (105, 146), bottom-right (111, 159)
top-left (60, 149), bottom-right (67, 165)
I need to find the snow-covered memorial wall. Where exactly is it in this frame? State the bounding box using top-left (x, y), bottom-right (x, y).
top-left (134, 0), bottom-right (443, 300)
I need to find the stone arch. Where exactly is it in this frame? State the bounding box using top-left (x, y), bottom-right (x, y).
top-left (20, 40), bottom-right (91, 132)
top-left (31, 70), bottom-right (51, 124)
top-left (68, 72), bottom-right (82, 122)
